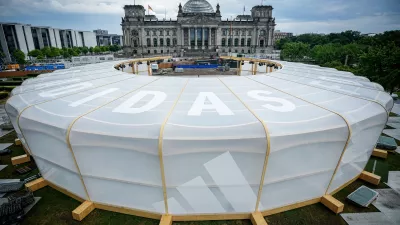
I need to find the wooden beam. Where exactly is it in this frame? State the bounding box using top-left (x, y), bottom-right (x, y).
top-left (11, 154), bottom-right (30, 165)
top-left (359, 171), bottom-right (381, 185)
top-left (250, 212), bottom-right (268, 225)
top-left (25, 178), bottom-right (47, 192)
top-left (372, 148), bottom-right (388, 159)
top-left (159, 215), bottom-right (172, 225)
top-left (321, 195), bottom-right (344, 214)
top-left (22, 146), bottom-right (30, 155)
top-left (72, 201), bottom-right (95, 221)
top-left (15, 138), bottom-right (21, 146)
top-left (262, 197), bottom-right (321, 216)
top-left (94, 202), bottom-right (161, 220)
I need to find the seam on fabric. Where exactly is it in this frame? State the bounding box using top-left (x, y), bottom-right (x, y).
top-left (14, 76), bottom-right (136, 155)
top-left (157, 79), bottom-right (189, 214)
top-left (244, 76), bottom-right (352, 196)
top-left (217, 77), bottom-right (270, 212)
top-left (66, 77), bottom-right (162, 201)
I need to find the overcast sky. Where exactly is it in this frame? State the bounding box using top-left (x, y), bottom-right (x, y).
top-left (0, 0), bottom-right (399, 35)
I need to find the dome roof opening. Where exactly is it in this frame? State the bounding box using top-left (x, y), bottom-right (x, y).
top-left (183, 0), bottom-right (214, 13)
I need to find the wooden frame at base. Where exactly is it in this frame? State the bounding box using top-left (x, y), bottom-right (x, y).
top-left (251, 212), bottom-right (268, 225)
top-left (321, 195), bottom-right (344, 214)
top-left (25, 177), bottom-right (47, 192)
top-left (372, 148), bottom-right (388, 159)
top-left (159, 215), bottom-right (172, 225)
top-left (359, 171), bottom-right (381, 185)
top-left (32, 174), bottom-right (367, 223)
top-left (11, 154), bottom-right (30, 165)
top-left (15, 138), bottom-right (21, 146)
top-left (72, 201), bottom-right (95, 221)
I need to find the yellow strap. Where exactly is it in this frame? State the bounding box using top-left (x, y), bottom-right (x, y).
top-left (245, 76), bottom-right (353, 196)
top-left (217, 77), bottom-right (270, 212)
top-left (158, 79), bottom-right (189, 214)
top-left (66, 77), bottom-right (162, 201)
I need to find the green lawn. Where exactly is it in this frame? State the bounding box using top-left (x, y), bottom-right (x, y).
top-left (1, 130), bottom-right (400, 225)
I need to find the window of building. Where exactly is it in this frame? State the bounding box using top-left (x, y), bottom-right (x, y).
top-left (235, 49), bottom-right (238, 53)
top-left (222, 49), bottom-right (226, 53)
top-left (235, 30), bottom-right (239, 36)
top-left (228, 38), bottom-right (232, 46)
top-left (166, 38), bottom-right (170, 47)
top-left (146, 30), bottom-right (150, 36)
top-left (133, 50), bottom-right (137, 54)
top-left (153, 38), bottom-right (158, 47)
top-left (248, 30), bottom-right (252, 36)
top-left (173, 30), bottom-right (176, 36)
top-left (133, 40), bottom-right (138, 47)
top-left (166, 30), bottom-right (170, 36)
top-left (247, 38), bottom-right (251, 47)
top-left (234, 38), bottom-right (239, 47)
top-left (174, 50), bottom-right (177, 53)
top-left (241, 49), bottom-right (244, 53)
top-left (160, 30), bottom-right (163, 35)
top-left (148, 50), bottom-right (150, 54)
top-left (242, 30), bottom-right (246, 35)
top-left (260, 30), bottom-right (266, 35)
top-left (261, 50), bottom-right (265, 53)
top-left (248, 49), bottom-right (251, 53)
top-left (160, 38), bottom-right (164, 46)
top-left (161, 50), bottom-right (163, 53)
top-left (154, 50), bottom-right (157, 54)
top-left (147, 38), bottom-right (151, 46)
top-left (173, 38), bottom-right (177, 46)
top-left (260, 39), bottom-right (264, 47)
top-left (167, 50), bottom-right (169, 53)
top-left (221, 38), bottom-right (226, 46)
top-left (222, 29), bottom-right (227, 36)
top-left (241, 38), bottom-right (245, 47)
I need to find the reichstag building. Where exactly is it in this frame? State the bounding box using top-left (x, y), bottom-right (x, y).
top-left (121, 0), bottom-right (276, 56)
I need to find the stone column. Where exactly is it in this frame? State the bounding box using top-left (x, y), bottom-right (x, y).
top-left (252, 27), bottom-right (256, 46)
top-left (202, 27), bottom-right (205, 49)
top-left (188, 27), bottom-right (191, 49)
top-left (195, 27), bottom-right (198, 49)
top-left (208, 27), bottom-right (212, 48)
top-left (163, 29), bottom-right (166, 54)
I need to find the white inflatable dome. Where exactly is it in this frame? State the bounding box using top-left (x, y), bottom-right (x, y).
top-left (5, 58), bottom-right (393, 219)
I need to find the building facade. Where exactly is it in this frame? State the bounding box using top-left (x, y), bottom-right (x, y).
top-left (121, 0), bottom-right (276, 56)
top-left (0, 22), bottom-right (97, 62)
top-left (273, 30), bottom-right (293, 45)
top-left (94, 29), bottom-right (123, 46)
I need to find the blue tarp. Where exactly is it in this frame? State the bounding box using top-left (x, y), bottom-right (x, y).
top-left (176, 65), bottom-right (218, 69)
top-left (25, 64), bottom-right (65, 71)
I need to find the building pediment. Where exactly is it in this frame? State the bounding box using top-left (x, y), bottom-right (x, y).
top-left (180, 14), bottom-right (219, 25)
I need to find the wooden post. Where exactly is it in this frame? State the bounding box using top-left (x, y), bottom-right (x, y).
top-left (132, 62), bottom-right (136, 74)
top-left (159, 215), bottom-right (173, 225)
top-left (359, 171), bottom-right (381, 185)
top-left (269, 67), bottom-right (273, 73)
top-left (238, 61), bottom-right (242, 76)
top-left (372, 148), bottom-right (387, 159)
top-left (15, 138), bottom-right (21, 146)
top-left (254, 63), bottom-right (258, 75)
top-left (72, 201), bottom-right (95, 221)
top-left (11, 154), bottom-right (30, 165)
top-left (250, 212), bottom-right (268, 225)
top-left (148, 62), bottom-right (152, 76)
top-left (136, 63), bottom-right (139, 74)
top-left (25, 178), bottom-right (48, 192)
top-left (321, 195), bottom-right (344, 214)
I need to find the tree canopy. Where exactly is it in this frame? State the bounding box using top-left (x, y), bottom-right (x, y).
top-left (277, 30), bottom-right (400, 93)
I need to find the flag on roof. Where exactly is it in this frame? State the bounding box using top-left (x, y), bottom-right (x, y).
top-left (148, 5), bottom-right (153, 11)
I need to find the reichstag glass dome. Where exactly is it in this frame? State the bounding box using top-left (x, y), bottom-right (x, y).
top-left (183, 0), bottom-right (214, 13)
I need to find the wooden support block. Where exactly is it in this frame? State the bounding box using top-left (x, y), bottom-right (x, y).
top-left (72, 201), bottom-right (95, 221)
top-left (25, 178), bottom-right (47, 192)
top-left (159, 215), bottom-right (172, 225)
top-left (372, 148), bottom-right (388, 159)
top-left (321, 195), bottom-right (344, 214)
top-left (359, 171), bottom-right (381, 185)
top-left (250, 212), bottom-right (268, 225)
top-left (11, 154), bottom-right (30, 165)
top-left (15, 138), bottom-right (21, 146)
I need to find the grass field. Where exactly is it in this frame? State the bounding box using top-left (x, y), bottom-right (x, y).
top-left (1, 130), bottom-right (399, 225)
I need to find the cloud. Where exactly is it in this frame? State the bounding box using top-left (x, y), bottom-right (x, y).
top-left (0, 0), bottom-right (399, 35)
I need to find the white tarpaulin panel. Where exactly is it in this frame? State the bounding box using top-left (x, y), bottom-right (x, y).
top-left (5, 58), bottom-right (393, 216)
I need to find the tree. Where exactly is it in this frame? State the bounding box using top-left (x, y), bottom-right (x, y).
top-left (280, 42), bottom-right (310, 61)
top-left (89, 47), bottom-right (94, 54)
top-left (311, 43), bottom-right (341, 65)
top-left (81, 47), bottom-right (89, 55)
top-left (37, 54), bottom-right (45, 60)
top-left (49, 47), bottom-right (61, 58)
top-left (358, 42), bottom-right (400, 93)
top-left (41, 47), bottom-right (52, 58)
top-left (28, 49), bottom-right (42, 58)
top-left (93, 46), bottom-right (101, 54)
top-left (62, 50), bottom-right (71, 58)
top-left (12, 50), bottom-right (26, 64)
